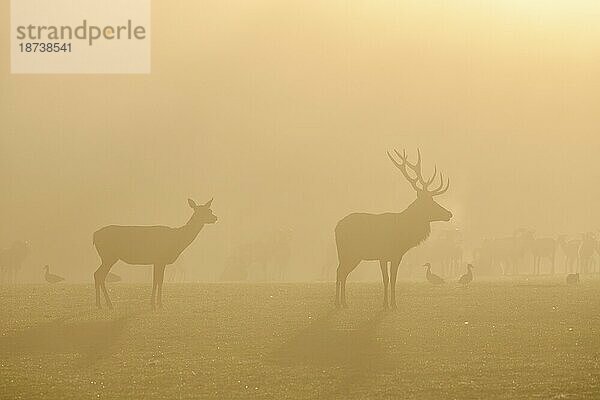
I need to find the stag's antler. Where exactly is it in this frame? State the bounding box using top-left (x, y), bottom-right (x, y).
top-left (386, 148), bottom-right (449, 196)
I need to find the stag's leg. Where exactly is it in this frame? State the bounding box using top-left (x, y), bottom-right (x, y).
top-left (379, 261), bottom-right (389, 310)
top-left (336, 258), bottom-right (359, 308)
top-left (335, 265), bottom-right (341, 308)
top-left (156, 264), bottom-right (166, 309)
top-left (94, 259), bottom-right (117, 309)
top-left (94, 271), bottom-right (101, 307)
top-left (151, 269), bottom-right (157, 310)
top-left (390, 260), bottom-right (400, 310)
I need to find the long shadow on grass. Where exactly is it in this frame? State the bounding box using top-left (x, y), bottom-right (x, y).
top-left (272, 309), bottom-right (389, 395)
top-left (0, 311), bottom-right (139, 366)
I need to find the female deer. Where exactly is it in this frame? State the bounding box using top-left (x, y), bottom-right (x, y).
top-left (93, 198), bottom-right (217, 310)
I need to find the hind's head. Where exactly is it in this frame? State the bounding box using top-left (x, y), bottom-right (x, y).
top-left (188, 198), bottom-right (218, 224)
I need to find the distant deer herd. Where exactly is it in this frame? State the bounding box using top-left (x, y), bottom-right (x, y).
top-left (1, 149), bottom-right (599, 310)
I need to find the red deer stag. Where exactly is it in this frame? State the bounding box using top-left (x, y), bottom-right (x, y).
top-left (93, 198), bottom-right (217, 310)
top-left (335, 149), bottom-right (452, 309)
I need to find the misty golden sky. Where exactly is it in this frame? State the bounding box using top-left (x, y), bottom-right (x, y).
top-left (1, 1), bottom-right (599, 281)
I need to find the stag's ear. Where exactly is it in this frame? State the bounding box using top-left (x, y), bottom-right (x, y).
top-left (188, 198), bottom-right (198, 209)
top-left (204, 198), bottom-right (213, 208)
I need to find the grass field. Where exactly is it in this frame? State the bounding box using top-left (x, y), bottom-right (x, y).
top-left (1, 278), bottom-right (600, 399)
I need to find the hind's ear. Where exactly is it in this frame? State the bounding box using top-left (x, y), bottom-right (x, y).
top-left (188, 199), bottom-right (198, 209)
top-left (204, 198), bottom-right (213, 208)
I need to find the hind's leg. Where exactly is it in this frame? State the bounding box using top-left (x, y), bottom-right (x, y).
top-left (340, 259), bottom-right (360, 308)
top-left (340, 273), bottom-right (349, 308)
top-left (335, 263), bottom-right (349, 308)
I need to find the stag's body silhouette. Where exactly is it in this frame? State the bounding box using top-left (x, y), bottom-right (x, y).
top-left (93, 199), bottom-right (217, 310)
top-left (335, 149), bottom-right (451, 309)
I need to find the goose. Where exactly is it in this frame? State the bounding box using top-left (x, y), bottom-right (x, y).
top-left (458, 264), bottom-right (475, 286)
top-left (43, 265), bottom-right (65, 284)
top-left (566, 273), bottom-right (579, 285)
top-left (106, 272), bottom-right (122, 283)
top-left (423, 263), bottom-right (445, 285)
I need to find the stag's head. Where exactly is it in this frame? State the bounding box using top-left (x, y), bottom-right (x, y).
top-left (188, 198), bottom-right (218, 224)
top-left (387, 149), bottom-right (452, 222)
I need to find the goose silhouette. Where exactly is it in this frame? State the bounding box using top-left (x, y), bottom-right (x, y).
top-left (458, 264), bottom-right (475, 286)
top-left (423, 263), bottom-right (444, 285)
top-left (43, 265), bottom-right (65, 284)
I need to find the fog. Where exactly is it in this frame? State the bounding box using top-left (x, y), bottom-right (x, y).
top-left (1, 1), bottom-right (600, 282)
